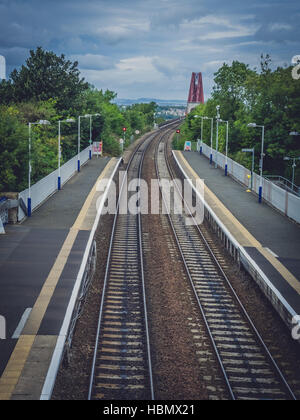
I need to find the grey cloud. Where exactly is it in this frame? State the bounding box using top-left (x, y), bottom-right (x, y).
top-left (254, 20), bottom-right (299, 43)
top-left (71, 54), bottom-right (116, 70)
top-left (0, 0), bottom-right (299, 99)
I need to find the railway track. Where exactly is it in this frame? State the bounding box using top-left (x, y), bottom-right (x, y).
top-left (88, 121), bottom-right (297, 401)
top-left (156, 133), bottom-right (297, 401)
top-left (88, 123), bottom-right (179, 400)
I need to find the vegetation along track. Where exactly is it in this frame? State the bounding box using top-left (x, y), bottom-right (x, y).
top-left (155, 132), bottom-right (297, 400)
top-left (88, 121), bottom-right (180, 400)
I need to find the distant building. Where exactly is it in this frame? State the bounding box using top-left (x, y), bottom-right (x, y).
top-left (186, 72), bottom-right (204, 114)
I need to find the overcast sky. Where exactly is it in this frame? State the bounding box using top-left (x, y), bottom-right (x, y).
top-left (0, 0), bottom-right (299, 100)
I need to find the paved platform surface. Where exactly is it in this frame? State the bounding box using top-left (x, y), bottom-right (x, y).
top-left (177, 151), bottom-right (300, 317)
top-left (0, 157), bottom-right (118, 400)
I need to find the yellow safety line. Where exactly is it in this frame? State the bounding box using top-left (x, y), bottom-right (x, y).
top-left (177, 151), bottom-right (300, 295)
top-left (0, 335), bottom-right (35, 399)
top-left (0, 158), bottom-right (117, 400)
top-left (22, 229), bottom-right (79, 335)
top-left (73, 158), bottom-right (116, 230)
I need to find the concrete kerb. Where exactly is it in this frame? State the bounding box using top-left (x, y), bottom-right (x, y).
top-left (172, 151), bottom-right (298, 335)
top-left (40, 157), bottom-right (122, 400)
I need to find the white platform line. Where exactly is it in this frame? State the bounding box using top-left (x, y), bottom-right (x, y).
top-left (40, 158), bottom-right (122, 400)
top-left (264, 247), bottom-right (279, 258)
top-left (173, 151), bottom-right (297, 320)
top-left (12, 308), bottom-right (32, 339)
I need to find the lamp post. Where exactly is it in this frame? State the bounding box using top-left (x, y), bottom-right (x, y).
top-left (215, 105), bottom-right (220, 169)
top-left (58, 118), bottom-right (75, 190)
top-left (193, 115), bottom-right (203, 154)
top-left (87, 113), bottom-right (101, 160)
top-left (78, 114), bottom-right (90, 172)
top-left (284, 156), bottom-right (300, 191)
top-left (28, 120), bottom-right (51, 217)
top-left (203, 116), bottom-right (214, 164)
top-left (218, 119), bottom-right (229, 176)
top-left (200, 116), bottom-right (204, 154)
top-left (247, 122), bottom-right (265, 203)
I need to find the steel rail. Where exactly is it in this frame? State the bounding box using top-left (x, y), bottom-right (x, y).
top-left (155, 132), bottom-right (297, 401)
top-left (154, 131), bottom-right (235, 399)
top-left (88, 123), bottom-right (179, 400)
top-left (88, 131), bottom-right (155, 400)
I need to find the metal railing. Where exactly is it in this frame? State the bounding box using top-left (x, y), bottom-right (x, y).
top-left (198, 143), bottom-right (300, 225)
top-left (264, 175), bottom-right (300, 197)
top-left (18, 146), bottom-right (91, 221)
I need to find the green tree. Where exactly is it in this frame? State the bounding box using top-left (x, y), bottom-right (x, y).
top-left (0, 106), bottom-right (28, 191)
top-left (175, 56), bottom-right (300, 183)
top-left (0, 49), bottom-right (160, 192)
top-left (0, 47), bottom-right (89, 111)
top-left (212, 61), bottom-right (256, 121)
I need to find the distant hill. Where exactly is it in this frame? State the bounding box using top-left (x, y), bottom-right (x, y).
top-left (114, 98), bottom-right (187, 107)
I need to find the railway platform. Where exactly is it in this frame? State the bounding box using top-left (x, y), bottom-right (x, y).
top-left (0, 156), bottom-right (120, 400)
top-left (174, 151), bottom-right (300, 330)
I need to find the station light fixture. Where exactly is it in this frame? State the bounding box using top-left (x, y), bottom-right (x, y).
top-left (247, 122), bottom-right (265, 203)
top-left (284, 156), bottom-right (300, 189)
top-left (58, 118), bottom-right (76, 190)
top-left (28, 120), bottom-right (51, 216)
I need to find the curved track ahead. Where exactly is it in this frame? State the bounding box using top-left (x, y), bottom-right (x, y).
top-left (155, 132), bottom-right (297, 401)
top-left (88, 122), bottom-right (179, 400)
top-left (88, 122), bottom-right (297, 401)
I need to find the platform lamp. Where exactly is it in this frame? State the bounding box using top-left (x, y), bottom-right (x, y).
top-left (58, 118), bottom-right (76, 190)
top-left (215, 105), bottom-right (221, 169)
top-left (28, 120), bottom-right (51, 217)
top-left (77, 114), bottom-right (91, 172)
top-left (203, 116), bottom-right (214, 165)
top-left (193, 115), bottom-right (204, 154)
top-left (247, 123), bottom-right (265, 203)
top-left (218, 119), bottom-right (229, 176)
top-left (283, 156), bottom-right (300, 191)
top-left (288, 132), bottom-right (300, 191)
